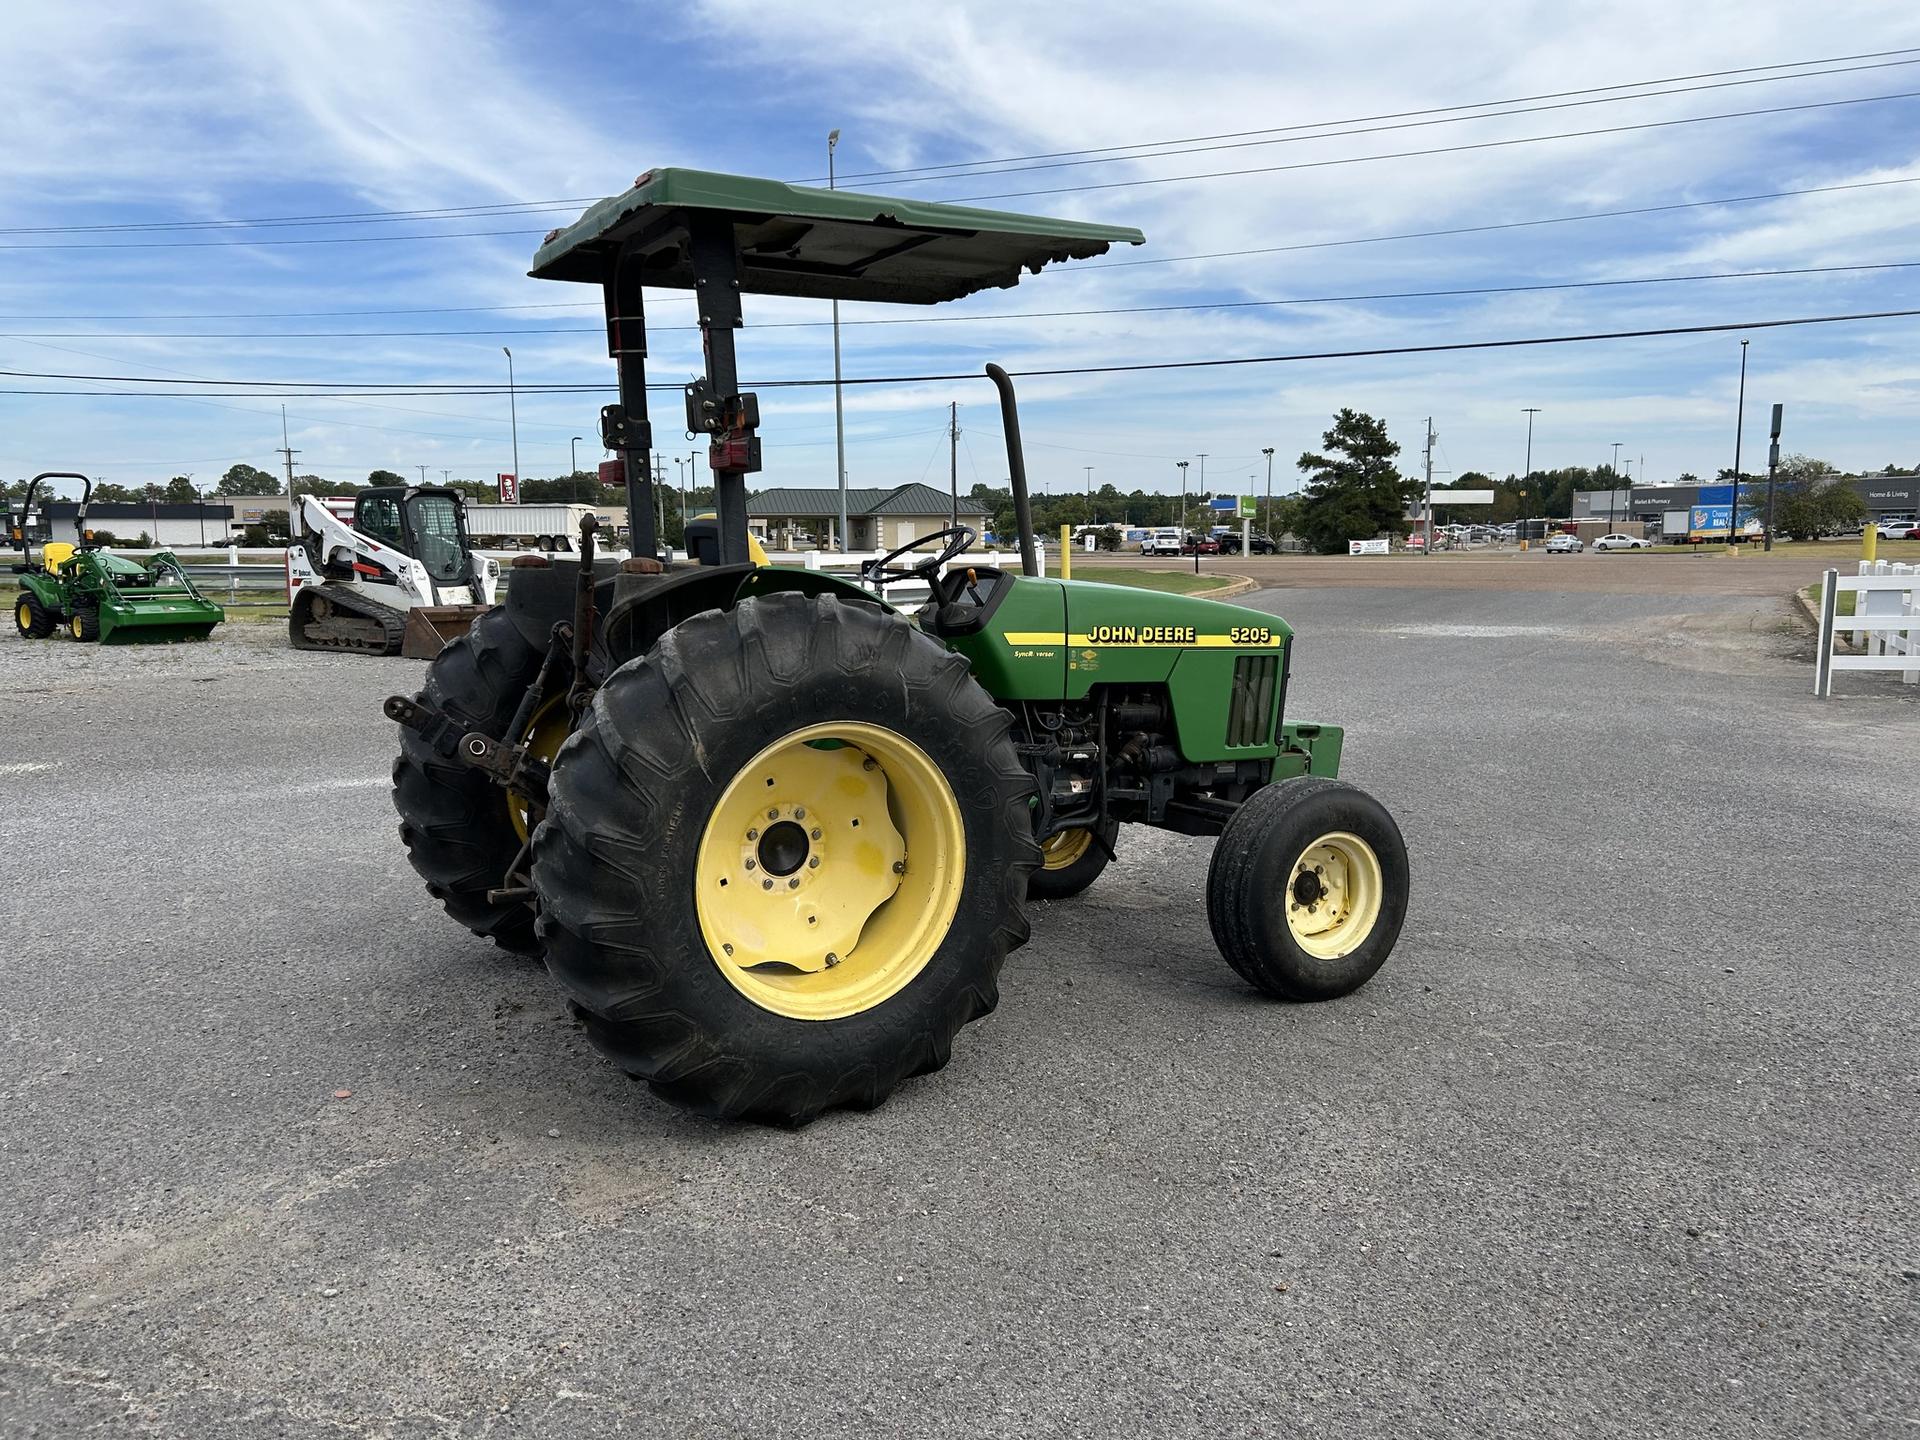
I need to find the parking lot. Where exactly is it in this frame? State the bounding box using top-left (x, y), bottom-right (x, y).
top-left (2, 577), bottom-right (1915, 1438)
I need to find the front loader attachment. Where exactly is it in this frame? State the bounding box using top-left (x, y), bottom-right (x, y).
top-left (400, 604), bottom-right (492, 659)
top-left (97, 590), bottom-right (225, 644)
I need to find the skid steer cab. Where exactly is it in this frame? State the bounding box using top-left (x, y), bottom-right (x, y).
top-left (287, 486), bottom-right (500, 657)
top-left (387, 168), bottom-right (1410, 1125)
top-left (10, 472), bottom-right (223, 644)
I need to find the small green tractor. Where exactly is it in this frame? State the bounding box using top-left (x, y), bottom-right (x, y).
top-left (388, 170), bottom-right (1409, 1124)
top-left (10, 472), bottom-right (225, 644)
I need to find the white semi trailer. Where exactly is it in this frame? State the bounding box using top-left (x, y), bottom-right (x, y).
top-left (463, 503), bottom-right (616, 551)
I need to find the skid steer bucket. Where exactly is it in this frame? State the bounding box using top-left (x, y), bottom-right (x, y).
top-left (399, 603), bottom-right (491, 659)
top-left (97, 590), bottom-right (225, 644)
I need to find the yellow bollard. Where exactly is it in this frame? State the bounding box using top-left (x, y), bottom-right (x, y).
top-left (1863, 523), bottom-right (1877, 564)
top-left (1059, 523), bottom-right (1072, 580)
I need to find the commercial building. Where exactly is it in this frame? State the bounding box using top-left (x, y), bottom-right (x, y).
top-left (1573, 472), bottom-right (1918, 531)
top-left (745, 483), bottom-right (992, 550)
top-left (40, 501), bottom-right (232, 548)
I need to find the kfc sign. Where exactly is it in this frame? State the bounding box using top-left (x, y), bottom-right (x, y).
top-left (497, 472), bottom-right (518, 504)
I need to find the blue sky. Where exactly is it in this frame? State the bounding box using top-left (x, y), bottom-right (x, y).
top-left (3, 0), bottom-right (1918, 499)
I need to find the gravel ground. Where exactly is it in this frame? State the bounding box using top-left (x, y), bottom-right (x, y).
top-left (0, 588), bottom-right (1914, 1439)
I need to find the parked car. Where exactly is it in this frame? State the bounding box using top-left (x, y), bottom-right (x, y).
top-left (1876, 518), bottom-right (1919, 539)
top-left (1181, 533), bottom-right (1220, 555)
top-left (1140, 527), bottom-right (1183, 556)
top-left (1592, 533), bottom-right (1651, 551)
top-left (1404, 534), bottom-right (1427, 551)
top-left (1544, 534), bottom-right (1583, 553)
top-left (1216, 530), bottom-right (1277, 555)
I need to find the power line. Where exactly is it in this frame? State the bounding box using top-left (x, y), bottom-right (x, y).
top-left (10, 46), bottom-right (1908, 238)
top-left (7, 259), bottom-right (1913, 340)
top-left (831, 57), bottom-right (1920, 192)
top-left (1081, 176), bottom-right (1920, 270)
top-left (801, 47), bottom-right (1920, 183)
top-left (3, 307), bottom-right (1914, 396)
top-left (941, 88), bottom-right (1920, 204)
top-left (12, 90), bottom-right (1918, 252)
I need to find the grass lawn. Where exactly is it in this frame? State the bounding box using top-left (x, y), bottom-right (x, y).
top-left (1802, 583), bottom-right (1858, 618)
top-left (1066, 567), bottom-right (1236, 594)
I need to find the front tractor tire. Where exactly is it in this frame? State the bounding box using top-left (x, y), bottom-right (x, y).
top-left (68, 606), bottom-right (100, 643)
top-left (1207, 777), bottom-right (1408, 1001)
top-left (1027, 818), bottom-right (1119, 900)
top-left (392, 606), bottom-right (549, 956)
top-left (534, 591), bottom-right (1039, 1125)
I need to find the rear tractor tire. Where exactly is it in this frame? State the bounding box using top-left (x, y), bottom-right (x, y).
top-left (68, 607), bottom-right (100, 643)
top-left (15, 593), bottom-right (54, 639)
top-left (1027, 818), bottom-right (1119, 900)
top-left (1207, 777), bottom-right (1408, 1001)
top-left (391, 606), bottom-right (554, 956)
top-left (534, 591), bottom-right (1039, 1125)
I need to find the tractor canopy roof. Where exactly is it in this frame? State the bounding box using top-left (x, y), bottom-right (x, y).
top-left (528, 167), bottom-right (1145, 304)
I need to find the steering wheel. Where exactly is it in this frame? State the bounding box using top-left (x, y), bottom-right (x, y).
top-left (859, 525), bottom-right (976, 587)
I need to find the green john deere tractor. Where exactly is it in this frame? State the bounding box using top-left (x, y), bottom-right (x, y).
top-left (388, 169), bottom-right (1409, 1124)
top-left (10, 472), bottom-right (224, 644)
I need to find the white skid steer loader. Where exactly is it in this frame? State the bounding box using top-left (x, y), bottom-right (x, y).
top-left (287, 487), bottom-right (499, 657)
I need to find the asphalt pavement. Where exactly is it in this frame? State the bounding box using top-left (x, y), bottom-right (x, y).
top-left (1, 584), bottom-right (1914, 1438)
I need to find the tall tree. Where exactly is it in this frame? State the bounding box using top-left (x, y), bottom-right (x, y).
top-left (163, 475), bottom-right (200, 504)
top-left (217, 462), bottom-right (280, 495)
top-left (1294, 410), bottom-right (1417, 554)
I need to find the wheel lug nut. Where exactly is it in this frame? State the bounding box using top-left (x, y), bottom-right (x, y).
top-left (862, 758), bottom-right (876, 771)
top-left (744, 857), bottom-right (756, 870)
top-left (788, 877), bottom-right (799, 889)
top-left (807, 856), bottom-right (819, 868)
top-left (768, 808), bottom-right (779, 820)
top-left (762, 878), bottom-right (774, 890)
top-left (747, 828), bottom-right (758, 841)
top-left (892, 860), bottom-right (906, 874)
top-left (794, 807), bottom-right (806, 820)
top-left (825, 953), bottom-right (840, 967)
top-left (810, 827), bottom-right (821, 840)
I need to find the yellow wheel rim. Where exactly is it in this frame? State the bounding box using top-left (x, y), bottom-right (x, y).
top-left (694, 721), bottom-right (965, 1021)
top-left (1284, 831), bottom-right (1384, 960)
top-left (507, 697), bottom-right (570, 844)
top-left (16, 600), bottom-right (31, 632)
top-left (1040, 827), bottom-right (1094, 870)
top-left (69, 614), bottom-right (84, 639)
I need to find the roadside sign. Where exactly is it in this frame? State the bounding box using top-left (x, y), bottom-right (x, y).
top-left (1349, 538), bottom-right (1390, 556)
top-left (497, 472), bottom-right (518, 504)
top-left (1427, 488), bottom-right (1495, 505)
top-left (1238, 496), bottom-right (1258, 517)
top-left (1209, 497), bottom-right (1237, 512)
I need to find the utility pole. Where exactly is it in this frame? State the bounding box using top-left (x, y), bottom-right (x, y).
top-left (1083, 466), bottom-right (1094, 522)
top-left (1177, 460), bottom-right (1189, 536)
top-left (1730, 339), bottom-right (1749, 549)
top-left (829, 129), bottom-right (849, 552)
top-left (948, 402), bottom-right (959, 527)
top-left (1610, 441), bottom-right (1623, 529)
top-left (417, 464), bottom-right (429, 486)
top-left (278, 405), bottom-right (300, 528)
top-left (1423, 419), bottom-right (1434, 554)
top-left (1195, 454), bottom-right (1208, 538)
top-left (441, 469), bottom-right (451, 486)
top-left (1262, 446), bottom-right (1275, 537)
top-left (502, 346), bottom-right (521, 505)
top-left (1764, 404), bottom-right (1783, 552)
top-left (1521, 407), bottom-right (1541, 549)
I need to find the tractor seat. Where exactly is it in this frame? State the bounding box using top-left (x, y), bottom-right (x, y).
top-left (41, 542), bottom-right (75, 574)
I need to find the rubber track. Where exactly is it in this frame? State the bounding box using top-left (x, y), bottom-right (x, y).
top-left (391, 606), bottom-right (544, 955)
top-left (291, 582), bottom-right (407, 656)
top-left (533, 591), bottom-right (1039, 1124)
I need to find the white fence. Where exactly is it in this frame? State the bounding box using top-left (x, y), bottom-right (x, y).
top-left (1814, 562), bottom-right (1919, 695)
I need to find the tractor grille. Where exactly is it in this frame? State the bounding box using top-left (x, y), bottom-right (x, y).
top-left (1227, 654), bottom-right (1279, 747)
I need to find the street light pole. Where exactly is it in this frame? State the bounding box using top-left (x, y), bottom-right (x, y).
top-left (1176, 460), bottom-right (1189, 535)
top-left (571, 435), bottom-right (582, 482)
top-left (1730, 339), bottom-right (1749, 548)
top-left (1262, 446), bottom-right (1275, 536)
top-left (829, 128), bottom-right (848, 553)
top-left (502, 346), bottom-right (521, 505)
top-left (1611, 441), bottom-right (1623, 529)
top-left (1084, 466), bottom-right (1093, 521)
top-left (1521, 407), bottom-right (1541, 549)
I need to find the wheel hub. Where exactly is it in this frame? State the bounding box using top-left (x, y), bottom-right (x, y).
top-left (694, 723), bottom-right (966, 1021)
top-left (1284, 832), bottom-right (1384, 960)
